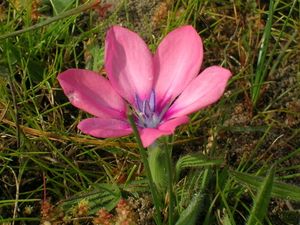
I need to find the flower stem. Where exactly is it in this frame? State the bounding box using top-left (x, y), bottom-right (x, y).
top-left (165, 136), bottom-right (175, 225)
top-left (127, 111), bottom-right (163, 225)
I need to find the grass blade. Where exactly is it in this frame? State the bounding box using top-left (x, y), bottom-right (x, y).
top-left (246, 166), bottom-right (275, 225)
top-left (0, 0), bottom-right (100, 40)
top-left (251, 0), bottom-right (275, 106)
top-left (230, 170), bottom-right (300, 201)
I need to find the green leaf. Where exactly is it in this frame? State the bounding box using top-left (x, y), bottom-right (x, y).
top-left (230, 170), bottom-right (300, 201)
top-left (176, 169), bottom-right (211, 225)
top-left (223, 213), bottom-right (233, 225)
top-left (246, 166), bottom-right (275, 225)
top-left (61, 183), bottom-right (121, 214)
top-left (251, 0), bottom-right (275, 106)
top-left (50, 0), bottom-right (76, 15)
top-left (175, 154), bottom-right (223, 181)
top-left (27, 59), bottom-right (45, 83)
top-left (85, 43), bottom-right (104, 72)
top-left (175, 192), bottom-right (204, 225)
top-left (148, 144), bottom-right (168, 192)
top-left (280, 210), bottom-right (300, 225)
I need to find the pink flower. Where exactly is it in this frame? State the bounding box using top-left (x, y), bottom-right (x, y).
top-left (58, 25), bottom-right (231, 147)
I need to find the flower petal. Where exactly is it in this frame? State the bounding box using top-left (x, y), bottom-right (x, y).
top-left (166, 66), bottom-right (232, 119)
top-left (58, 69), bottom-right (126, 119)
top-left (159, 116), bottom-right (189, 132)
top-left (154, 25), bottom-right (203, 109)
top-left (78, 118), bottom-right (132, 138)
top-left (139, 128), bottom-right (167, 148)
top-left (105, 26), bottom-right (154, 104)
top-left (139, 116), bottom-right (189, 147)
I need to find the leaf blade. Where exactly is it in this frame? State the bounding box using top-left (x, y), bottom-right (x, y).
top-left (246, 166), bottom-right (275, 225)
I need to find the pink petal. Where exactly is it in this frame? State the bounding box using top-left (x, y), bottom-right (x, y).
top-left (139, 128), bottom-right (166, 148)
top-left (159, 116), bottom-right (189, 131)
top-left (78, 118), bottom-right (132, 138)
top-left (166, 66), bottom-right (232, 119)
top-left (58, 69), bottom-right (126, 119)
top-left (154, 25), bottom-right (203, 109)
top-left (105, 26), bottom-right (154, 104)
top-left (139, 116), bottom-right (189, 147)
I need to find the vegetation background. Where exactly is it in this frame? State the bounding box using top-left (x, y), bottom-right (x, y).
top-left (0, 0), bottom-right (299, 224)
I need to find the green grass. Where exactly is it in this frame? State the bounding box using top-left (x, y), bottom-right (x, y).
top-left (0, 0), bottom-right (300, 224)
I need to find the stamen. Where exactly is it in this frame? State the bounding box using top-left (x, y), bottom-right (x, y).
top-left (135, 95), bottom-right (143, 112)
top-left (149, 90), bottom-right (155, 112)
top-left (144, 101), bottom-right (152, 118)
top-left (142, 101), bottom-right (146, 115)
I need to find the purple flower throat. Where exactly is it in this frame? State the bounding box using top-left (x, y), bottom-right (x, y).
top-left (134, 90), bottom-right (169, 128)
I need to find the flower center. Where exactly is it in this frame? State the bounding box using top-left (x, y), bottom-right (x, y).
top-left (134, 91), bottom-right (167, 128)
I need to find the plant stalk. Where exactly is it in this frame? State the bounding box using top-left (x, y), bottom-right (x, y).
top-left (127, 111), bottom-right (163, 225)
top-left (165, 139), bottom-right (175, 225)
